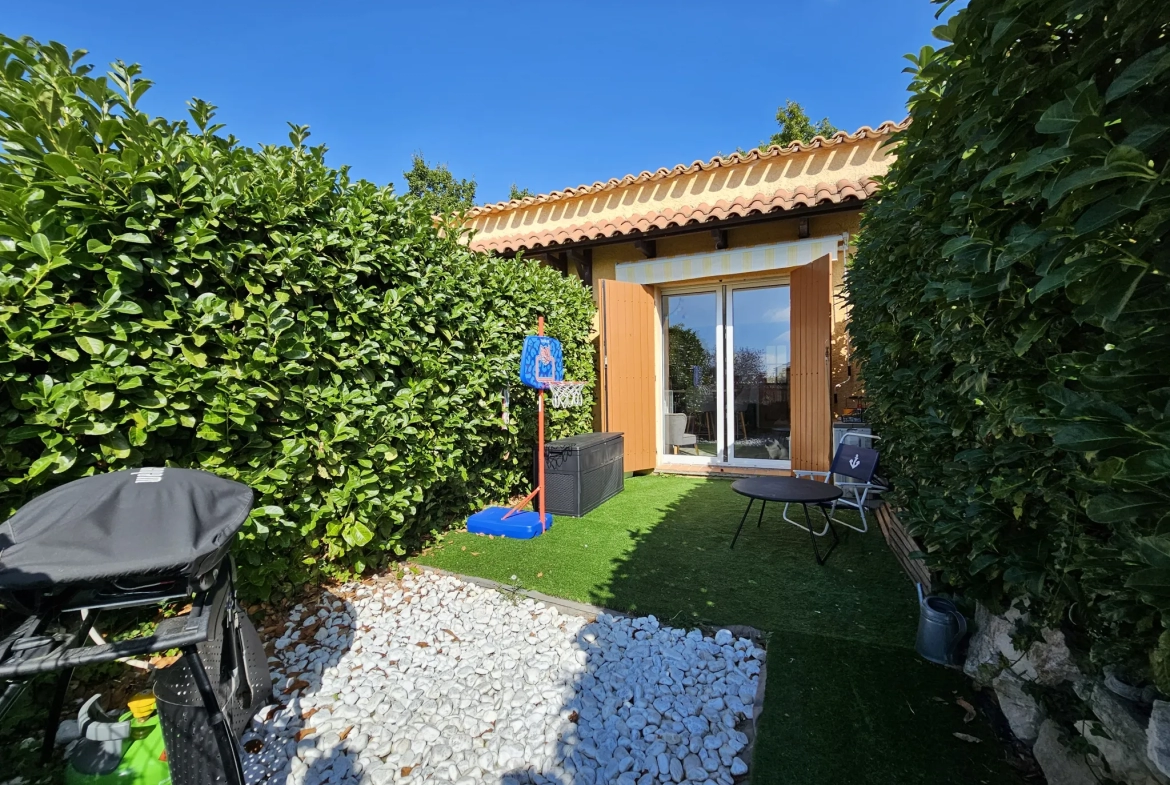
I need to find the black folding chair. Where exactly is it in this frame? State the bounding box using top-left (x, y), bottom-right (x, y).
top-left (783, 439), bottom-right (885, 534)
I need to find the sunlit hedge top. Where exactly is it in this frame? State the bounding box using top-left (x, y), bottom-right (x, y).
top-left (0, 36), bottom-right (596, 599)
top-left (847, 0), bottom-right (1170, 678)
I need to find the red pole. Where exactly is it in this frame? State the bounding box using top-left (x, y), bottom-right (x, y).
top-left (537, 316), bottom-right (546, 531)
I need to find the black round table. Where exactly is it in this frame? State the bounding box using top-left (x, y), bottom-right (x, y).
top-left (730, 477), bottom-right (844, 565)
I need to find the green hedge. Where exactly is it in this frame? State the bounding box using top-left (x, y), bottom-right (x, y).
top-left (847, 0), bottom-right (1170, 678)
top-left (0, 36), bottom-right (595, 599)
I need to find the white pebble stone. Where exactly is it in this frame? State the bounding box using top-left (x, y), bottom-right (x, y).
top-left (245, 571), bottom-right (760, 784)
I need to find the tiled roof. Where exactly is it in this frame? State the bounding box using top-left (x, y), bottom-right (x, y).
top-left (466, 120), bottom-right (907, 255)
top-left (469, 179), bottom-right (879, 253)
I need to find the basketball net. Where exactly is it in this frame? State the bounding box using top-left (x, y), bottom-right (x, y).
top-left (547, 381), bottom-right (586, 409)
top-left (534, 338), bottom-right (584, 409)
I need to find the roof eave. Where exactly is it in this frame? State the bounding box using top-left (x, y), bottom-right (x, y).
top-left (465, 119), bottom-right (907, 221)
top-left (471, 195), bottom-right (870, 256)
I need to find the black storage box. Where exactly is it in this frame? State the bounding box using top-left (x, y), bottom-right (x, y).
top-left (538, 432), bottom-right (624, 517)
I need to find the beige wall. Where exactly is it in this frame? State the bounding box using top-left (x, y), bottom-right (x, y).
top-left (584, 210), bottom-right (864, 446)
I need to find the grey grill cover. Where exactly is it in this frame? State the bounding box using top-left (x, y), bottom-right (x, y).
top-left (0, 468), bottom-right (253, 589)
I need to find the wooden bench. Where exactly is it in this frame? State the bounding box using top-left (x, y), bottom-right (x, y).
top-left (875, 503), bottom-right (931, 592)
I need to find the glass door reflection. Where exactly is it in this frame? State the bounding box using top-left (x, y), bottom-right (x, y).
top-left (662, 292), bottom-right (719, 459)
top-left (728, 285), bottom-right (791, 464)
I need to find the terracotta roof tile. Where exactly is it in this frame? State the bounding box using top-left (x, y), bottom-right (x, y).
top-left (465, 119), bottom-right (908, 220)
top-left (467, 178), bottom-right (882, 254)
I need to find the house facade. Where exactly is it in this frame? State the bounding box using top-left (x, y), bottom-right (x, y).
top-left (465, 120), bottom-right (906, 476)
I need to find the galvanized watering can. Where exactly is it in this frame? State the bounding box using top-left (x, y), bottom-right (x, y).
top-left (915, 583), bottom-right (967, 666)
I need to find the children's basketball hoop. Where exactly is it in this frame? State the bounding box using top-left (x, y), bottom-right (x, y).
top-left (547, 380), bottom-right (586, 409)
top-left (520, 335), bottom-right (564, 390)
top-left (467, 315), bottom-right (589, 539)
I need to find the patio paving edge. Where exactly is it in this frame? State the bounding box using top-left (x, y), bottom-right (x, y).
top-left (410, 563), bottom-right (768, 783)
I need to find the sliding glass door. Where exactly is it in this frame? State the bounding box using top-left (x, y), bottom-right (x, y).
top-left (661, 282), bottom-right (791, 468)
top-left (727, 284), bottom-right (791, 466)
top-left (662, 291), bottom-right (721, 461)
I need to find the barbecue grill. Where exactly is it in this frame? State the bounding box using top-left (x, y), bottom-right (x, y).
top-left (0, 467), bottom-right (272, 785)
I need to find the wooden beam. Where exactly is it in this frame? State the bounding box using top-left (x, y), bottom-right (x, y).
top-left (568, 248), bottom-right (593, 287)
top-left (711, 228), bottom-right (729, 250)
top-left (633, 237), bottom-right (657, 259)
top-left (876, 504), bottom-right (932, 590)
top-left (798, 217), bottom-right (810, 239)
top-left (544, 251), bottom-right (568, 275)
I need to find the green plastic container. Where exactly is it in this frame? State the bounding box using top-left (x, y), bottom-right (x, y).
top-left (64, 696), bottom-right (170, 785)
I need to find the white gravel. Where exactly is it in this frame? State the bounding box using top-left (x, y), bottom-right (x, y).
top-left (243, 571), bottom-right (764, 785)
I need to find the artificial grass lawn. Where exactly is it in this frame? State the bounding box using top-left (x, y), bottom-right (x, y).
top-left (415, 475), bottom-right (1025, 785)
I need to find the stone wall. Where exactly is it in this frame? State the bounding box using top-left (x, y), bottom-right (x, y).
top-left (965, 604), bottom-right (1170, 785)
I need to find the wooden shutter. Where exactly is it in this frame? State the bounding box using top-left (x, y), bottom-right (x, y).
top-left (597, 278), bottom-right (657, 473)
top-left (790, 254), bottom-right (832, 472)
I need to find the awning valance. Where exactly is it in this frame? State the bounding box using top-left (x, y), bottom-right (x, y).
top-left (614, 234), bottom-right (847, 286)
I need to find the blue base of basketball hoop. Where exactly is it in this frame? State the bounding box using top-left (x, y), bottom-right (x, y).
top-left (466, 507), bottom-right (553, 539)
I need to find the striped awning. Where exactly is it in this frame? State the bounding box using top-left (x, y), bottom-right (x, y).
top-left (614, 234), bottom-right (847, 286)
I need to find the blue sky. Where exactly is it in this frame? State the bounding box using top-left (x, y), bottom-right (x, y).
top-left (10, 1), bottom-right (956, 205)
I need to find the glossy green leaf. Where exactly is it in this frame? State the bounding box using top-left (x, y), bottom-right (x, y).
top-left (23, 232), bottom-right (52, 260)
top-left (1091, 264), bottom-right (1146, 322)
top-left (99, 432), bottom-right (131, 459)
top-left (1074, 183), bottom-right (1155, 234)
top-left (115, 232), bottom-right (151, 245)
top-left (1087, 494), bottom-right (1164, 524)
top-left (1053, 423), bottom-right (1132, 451)
top-left (1126, 568), bottom-right (1170, 595)
top-left (42, 152), bottom-right (79, 177)
top-left (1106, 46), bottom-right (1170, 103)
top-left (52, 346), bottom-right (80, 362)
top-left (81, 421), bottom-right (116, 436)
top-left (1035, 100), bottom-right (1077, 136)
top-left (84, 390), bottom-right (115, 411)
top-left (75, 335), bottom-right (105, 355)
top-left (1013, 317), bottom-right (1051, 356)
top-left (1012, 147), bottom-right (1073, 180)
top-left (344, 521), bottom-right (375, 547)
top-left (28, 452), bottom-right (59, 478)
top-left (4, 425), bottom-right (51, 445)
top-left (195, 424), bottom-right (221, 440)
top-left (180, 344), bottom-right (208, 368)
top-left (1135, 537), bottom-right (1170, 570)
top-left (1118, 451), bottom-right (1170, 482)
top-left (1030, 258), bottom-right (1096, 300)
